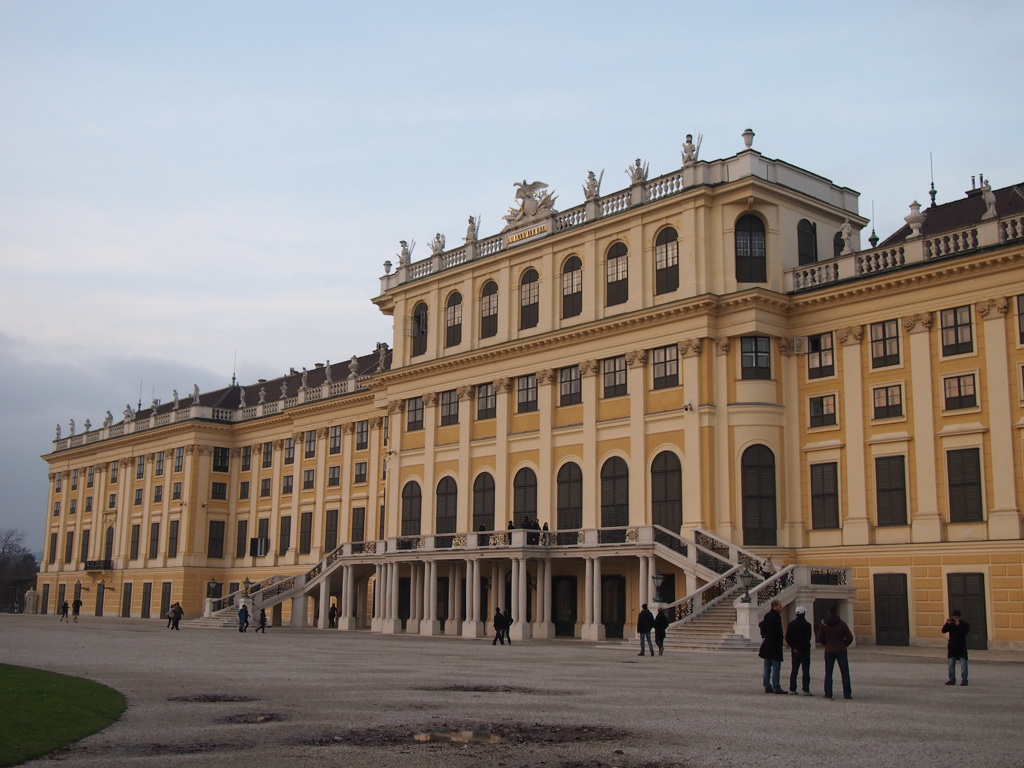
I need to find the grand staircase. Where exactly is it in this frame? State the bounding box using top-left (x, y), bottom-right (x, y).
top-left (663, 597), bottom-right (758, 652)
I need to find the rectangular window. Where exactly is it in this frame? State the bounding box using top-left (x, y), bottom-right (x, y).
top-left (328, 466), bottom-right (340, 486)
top-left (171, 482), bottom-right (181, 501)
top-left (517, 374), bottom-right (538, 413)
top-left (811, 462), bottom-right (839, 529)
top-left (149, 522), bottom-right (160, 559)
top-left (155, 451), bottom-right (165, 476)
top-left (654, 236), bottom-right (679, 295)
top-left (299, 512), bottom-right (313, 555)
top-left (948, 448), bottom-right (983, 523)
top-left (239, 481), bottom-right (250, 500)
top-left (52, 500), bottom-right (60, 517)
top-left (440, 390), bottom-right (459, 425)
top-left (476, 382), bottom-right (496, 420)
top-left (207, 520), bottom-right (225, 558)
top-left (212, 447), bottom-right (230, 473)
top-left (875, 455), bottom-right (907, 526)
top-left (48, 532), bottom-right (57, 564)
top-left (134, 489), bottom-right (143, 506)
top-left (562, 264), bottom-right (582, 318)
top-left (87, 466), bottom-right (95, 488)
top-left (241, 446), bottom-right (252, 471)
top-left (355, 420), bottom-right (369, 450)
top-left (69, 499), bottom-right (77, 515)
top-left (870, 319), bottom-right (901, 368)
top-left (305, 429), bottom-right (317, 459)
top-left (55, 473), bottom-right (62, 493)
top-left (64, 531), bottom-right (74, 563)
top-left (446, 298), bottom-right (463, 347)
top-left (303, 469), bottom-right (315, 490)
top-left (560, 365), bottom-right (581, 406)
top-left (407, 396), bottom-right (424, 431)
top-left (603, 356), bottom-right (627, 398)
top-left (809, 395), bottom-right (837, 427)
top-left (606, 253), bottom-right (628, 306)
top-left (84, 496), bottom-right (93, 513)
top-left (153, 485), bottom-right (163, 503)
top-left (136, 456), bottom-right (145, 480)
top-left (262, 442), bottom-right (273, 469)
top-left (652, 345), bottom-right (679, 389)
top-left (351, 506), bottom-right (366, 543)
top-left (282, 475), bottom-right (294, 495)
top-left (943, 374), bottom-right (977, 410)
top-left (174, 447), bottom-right (184, 473)
top-left (111, 460), bottom-right (119, 483)
top-left (71, 469), bottom-right (79, 490)
top-left (168, 520), bottom-right (179, 558)
top-left (284, 438), bottom-right (295, 465)
top-left (480, 288), bottom-right (498, 339)
top-left (80, 529), bottom-right (90, 562)
top-left (236, 520), bottom-right (248, 558)
top-left (130, 524), bottom-right (141, 559)
top-left (1018, 294), bottom-right (1024, 344)
top-left (260, 478), bottom-right (271, 497)
top-left (108, 493), bottom-right (116, 510)
top-left (873, 385), bottom-right (903, 419)
top-left (807, 332), bottom-right (835, 378)
top-left (211, 482), bottom-right (227, 500)
top-left (279, 516), bottom-right (291, 555)
top-left (325, 509), bottom-right (339, 551)
top-left (520, 278), bottom-right (540, 329)
top-left (741, 336), bottom-right (771, 379)
top-left (941, 305), bottom-right (974, 356)
top-left (354, 461), bottom-right (368, 484)
top-left (329, 425), bottom-right (342, 454)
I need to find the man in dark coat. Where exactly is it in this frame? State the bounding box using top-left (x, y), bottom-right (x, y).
top-left (758, 599), bottom-right (785, 693)
top-left (942, 610), bottom-right (970, 686)
top-left (816, 605), bottom-right (854, 699)
top-left (654, 609), bottom-right (669, 656)
top-left (637, 604), bottom-right (656, 657)
top-left (491, 607), bottom-right (506, 646)
top-left (785, 606), bottom-right (813, 695)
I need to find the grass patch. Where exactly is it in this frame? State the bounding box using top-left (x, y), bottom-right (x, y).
top-left (0, 664), bottom-right (125, 767)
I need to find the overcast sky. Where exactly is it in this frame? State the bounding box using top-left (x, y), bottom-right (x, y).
top-left (2, 1), bottom-right (1023, 549)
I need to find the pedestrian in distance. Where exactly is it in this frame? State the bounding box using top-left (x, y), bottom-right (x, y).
top-left (238, 603), bottom-right (250, 633)
top-left (170, 602), bottom-right (183, 630)
top-left (502, 608), bottom-right (513, 645)
top-left (71, 598), bottom-right (83, 623)
top-left (328, 602), bottom-right (338, 628)
top-left (59, 600), bottom-right (70, 622)
top-left (758, 599), bottom-right (785, 693)
top-left (654, 608), bottom-right (669, 656)
top-left (492, 607), bottom-right (506, 645)
top-left (255, 608), bottom-right (268, 634)
top-left (637, 603), bottom-right (656, 657)
top-left (785, 606), bottom-right (813, 695)
top-left (942, 610), bottom-right (970, 686)
top-left (817, 605), bottom-right (854, 699)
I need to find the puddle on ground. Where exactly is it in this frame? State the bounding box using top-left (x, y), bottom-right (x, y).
top-left (414, 730), bottom-right (503, 744)
top-left (169, 694), bottom-right (259, 703)
top-left (215, 712), bottom-right (287, 724)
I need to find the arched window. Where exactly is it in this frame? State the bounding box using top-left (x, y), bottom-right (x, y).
top-left (472, 473), bottom-right (495, 531)
top-left (445, 293), bottom-right (462, 348)
top-left (600, 456), bottom-right (629, 528)
top-left (556, 462), bottom-right (583, 530)
top-left (480, 281), bottom-right (498, 339)
top-left (513, 467), bottom-right (538, 525)
top-left (435, 476), bottom-right (457, 534)
top-left (606, 242), bottom-right (628, 307)
top-left (520, 269), bottom-right (539, 329)
top-left (104, 526), bottom-right (115, 561)
top-left (651, 451), bottom-right (682, 532)
top-left (741, 445), bottom-right (777, 546)
top-left (401, 481), bottom-right (422, 536)
top-left (411, 302), bottom-right (429, 357)
top-left (562, 256), bottom-right (583, 318)
top-left (797, 219), bottom-right (817, 265)
top-left (654, 228), bottom-right (679, 295)
top-left (735, 215), bottom-right (766, 283)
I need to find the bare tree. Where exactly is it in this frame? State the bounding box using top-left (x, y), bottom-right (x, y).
top-left (0, 528), bottom-right (38, 612)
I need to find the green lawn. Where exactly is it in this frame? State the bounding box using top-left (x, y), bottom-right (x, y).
top-left (0, 664), bottom-right (125, 767)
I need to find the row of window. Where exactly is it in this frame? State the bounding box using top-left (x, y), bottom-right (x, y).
top-left (48, 521), bottom-right (181, 565)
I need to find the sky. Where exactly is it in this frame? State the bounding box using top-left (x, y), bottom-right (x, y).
top-left (2, 1), bottom-right (1023, 549)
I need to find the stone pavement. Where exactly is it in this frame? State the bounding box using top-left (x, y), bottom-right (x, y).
top-left (2, 614), bottom-right (1022, 768)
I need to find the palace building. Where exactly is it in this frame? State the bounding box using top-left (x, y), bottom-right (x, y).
top-left (39, 130), bottom-right (1024, 650)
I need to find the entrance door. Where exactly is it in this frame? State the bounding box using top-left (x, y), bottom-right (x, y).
top-left (141, 583), bottom-right (152, 619)
top-left (437, 577), bottom-right (449, 632)
top-left (873, 573), bottom-right (910, 646)
top-left (947, 573), bottom-right (988, 650)
top-left (95, 582), bottom-right (105, 616)
top-left (160, 582), bottom-right (172, 620)
top-left (121, 582), bottom-right (133, 618)
top-left (601, 575), bottom-right (626, 639)
top-left (397, 577), bottom-right (410, 630)
top-left (552, 576), bottom-right (577, 637)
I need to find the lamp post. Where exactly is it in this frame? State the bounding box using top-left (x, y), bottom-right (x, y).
top-left (243, 577), bottom-right (252, 597)
top-left (207, 578), bottom-right (219, 599)
top-left (651, 572), bottom-right (665, 604)
top-left (739, 568), bottom-right (758, 603)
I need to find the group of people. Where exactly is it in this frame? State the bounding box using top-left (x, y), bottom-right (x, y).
top-left (237, 604), bottom-right (268, 633)
top-left (58, 598), bottom-right (83, 623)
top-left (165, 602), bottom-right (183, 629)
top-left (491, 607), bottom-right (514, 645)
top-left (636, 603), bottom-right (670, 656)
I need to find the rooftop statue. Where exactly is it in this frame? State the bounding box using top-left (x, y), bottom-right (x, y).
top-left (840, 218), bottom-right (853, 255)
top-left (258, 386), bottom-right (267, 404)
top-left (83, 418), bottom-right (91, 432)
top-left (172, 389), bottom-right (179, 409)
top-left (324, 360), bottom-right (332, 383)
top-left (68, 419), bottom-right (75, 436)
top-left (397, 240), bottom-right (415, 267)
top-left (582, 170), bottom-right (604, 200)
top-left (349, 355), bottom-right (359, 377)
top-left (300, 367), bottom-right (308, 389)
top-left (682, 133), bottom-right (702, 166)
top-left (103, 411), bottom-right (113, 428)
top-left (464, 215), bottom-right (479, 243)
top-left (428, 233), bottom-right (446, 255)
top-left (503, 180), bottom-right (557, 228)
top-left (626, 158), bottom-right (649, 184)
top-left (192, 384), bottom-right (200, 403)
top-left (280, 381), bottom-right (288, 399)
top-left (124, 404), bottom-right (135, 421)
top-left (981, 179), bottom-right (997, 220)
top-left (55, 423), bottom-right (61, 440)
top-left (239, 387), bottom-right (246, 408)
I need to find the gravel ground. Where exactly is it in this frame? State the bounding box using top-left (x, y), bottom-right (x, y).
top-left (2, 614), bottom-right (1022, 768)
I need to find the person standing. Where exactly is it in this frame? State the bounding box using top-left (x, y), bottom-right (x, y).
top-left (255, 608), bottom-right (268, 634)
top-left (328, 602), bottom-right (338, 628)
top-left (817, 605), bottom-right (854, 699)
top-left (492, 607), bottom-right (506, 646)
top-left (654, 608), bottom-right (669, 656)
top-left (942, 610), bottom-right (970, 686)
top-left (502, 609), bottom-right (514, 645)
top-left (71, 598), bottom-right (83, 623)
top-left (171, 602), bottom-right (183, 630)
top-left (785, 606), bottom-right (813, 695)
top-left (637, 604), bottom-right (656, 657)
top-left (758, 599), bottom-right (785, 693)
top-left (238, 604), bottom-right (250, 633)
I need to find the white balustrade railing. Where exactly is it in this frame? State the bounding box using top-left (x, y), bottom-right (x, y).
top-left (646, 170), bottom-right (685, 201)
top-left (556, 205), bottom-right (587, 231)
top-left (599, 190), bottom-right (631, 217)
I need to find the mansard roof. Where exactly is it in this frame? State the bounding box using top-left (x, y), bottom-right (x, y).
top-left (879, 182), bottom-right (1024, 247)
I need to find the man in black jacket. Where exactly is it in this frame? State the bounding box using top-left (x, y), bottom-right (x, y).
top-left (758, 599), bottom-right (785, 693)
top-left (636, 604), bottom-right (655, 657)
top-left (942, 610), bottom-right (970, 686)
top-left (785, 606), bottom-right (813, 695)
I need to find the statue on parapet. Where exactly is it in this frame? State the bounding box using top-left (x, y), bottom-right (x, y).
top-left (103, 411), bottom-right (113, 428)
top-left (55, 423), bottom-right (61, 440)
top-left (503, 180), bottom-right (558, 227)
top-left (239, 387), bottom-right (246, 408)
top-left (428, 232), bottom-right (446, 255)
top-left (68, 419), bottom-right (75, 436)
top-left (583, 170), bottom-right (604, 200)
top-left (840, 219), bottom-right (853, 255)
top-left (325, 360), bottom-right (332, 383)
top-left (300, 367), bottom-right (308, 390)
top-left (349, 355), bottom-right (359, 377)
top-left (682, 133), bottom-right (702, 166)
top-left (464, 215), bottom-right (479, 243)
top-left (626, 158), bottom-right (649, 184)
top-left (258, 386), bottom-right (267, 404)
top-left (981, 179), bottom-right (997, 220)
top-left (172, 389), bottom-right (179, 409)
top-left (192, 384), bottom-right (200, 403)
top-left (124, 404), bottom-right (135, 421)
top-left (397, 240), bottom-right (414, 267)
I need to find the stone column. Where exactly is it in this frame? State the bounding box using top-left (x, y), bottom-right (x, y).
top-left (317, 584), bottom-right (330, 630)
top-left (638, 555), bottom-right (649, 618)
top-left (626, 350), bottom-right (647, 523)
top-left (580, 361), bottom-right (600, 527)
top-left (537, 370), bottom-right (555, 527)
top-left (463, 558), bottom-right (483, 637)
top-left (494, 378), bottom-right (511, 523)
top-left (382, 562), bottom-right (402, 634)
top-left (421, 561), bottom-right (440, 636)
top-left (839, 326), bottom-right (870, 545)
top-left (680, 339), bottom-right (704, 536)
top-left (906, 313), bottom-right (942, 542)
top-left (339, 564), bottom-right (356, 630)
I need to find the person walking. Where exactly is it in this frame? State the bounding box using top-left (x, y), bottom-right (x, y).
top-left (654, 608), bottom-right (669, 656)
top-left (817, 605), bottom-right (854, 699)
top-left (785, 606), bottom-right (813, 695)
top-left (492, 607), bottom-right (506, 646)
top-left (942, 610), bottom-right (970, 686)
top-left (254, 608), bottom-right (268, 634)
top-left (71, 598), bottom-right (83, 623)
top-left (758, 599), bottom-right (785, 693)
top-left (171, 602), bottom-right (183, 630)
top-left (238, 603), bottom-right (250, 633)
top-left (328, 603), bottom-right (338, 628)
top-left (502, 608), bottom-right (513, 645)
top-left (637, 603), bottom-right (656, 657)
top-left (59, 600), bottom-right (70, 622)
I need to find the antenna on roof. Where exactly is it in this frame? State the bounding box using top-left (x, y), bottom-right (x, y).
top-left (868, 201), bottom-right (879, 248)
top-left (928, 152), bottom-right (937, 208)
top-left (138, 379), bottom-right (143, 412)
top-left (231, 350), bottom-right (237, 387)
